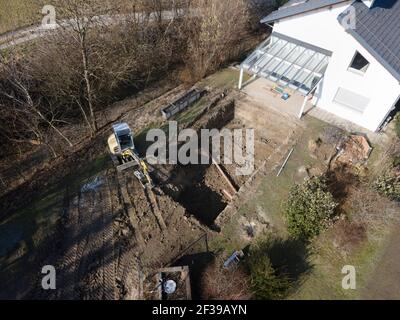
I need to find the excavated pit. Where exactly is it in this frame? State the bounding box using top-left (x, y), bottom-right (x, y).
top-left (156, 96), bottom-right (283, 229)
top-left (165, 164), bottom-right (228, 228)
top-left (155, 99), bottom-right (239, 228)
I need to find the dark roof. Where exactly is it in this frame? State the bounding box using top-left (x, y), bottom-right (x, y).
top-left (338, 0), bottom-right (400, 81)
top-left (260, 0), bottom-right (349, 23)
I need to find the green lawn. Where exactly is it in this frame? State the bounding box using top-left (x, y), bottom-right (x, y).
top-left (209, 114), bottom-right (395, 300)
top-left (199, 68), bottom-right (250, 91)
top-left (0, 0), bottom-right (47, 35)
top-left (289, 230), bottom-right (386, 300)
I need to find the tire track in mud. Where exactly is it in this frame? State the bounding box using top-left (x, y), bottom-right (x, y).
top-left (55, 175), bottom-right (116, 300)
top-left (77, 179), bottom-right (116, 300)
top-left (26, 188), bottom-right (72, 300)
top-left (125, 177), bottom-right (161, 243)
top-left (117, 172), bottom-right (146, 248)
top-left (57, 192), bottom-right (81, 300)
top-left (74, 191), bottom-right (96, 285)
top-left (76, 190), bottom-right (103, 299)
top-left (113, 171), bottom-right (143, 299)
top-left (102, 177), bottom-right (116, 300)
top-left (145, 187), bottom-right (167, 231)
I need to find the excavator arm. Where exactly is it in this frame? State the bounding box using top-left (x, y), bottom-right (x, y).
top-left (121, 149), bottom-right (154, 189)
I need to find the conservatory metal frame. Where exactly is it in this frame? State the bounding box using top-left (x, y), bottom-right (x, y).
top-left (238, 32), bottom-right (332, 117)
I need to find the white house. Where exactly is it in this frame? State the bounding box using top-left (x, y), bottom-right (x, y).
top-left (239, 0), bottom-right (400, 132)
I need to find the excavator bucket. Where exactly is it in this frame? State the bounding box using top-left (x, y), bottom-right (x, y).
top-left (116, 161), bottom-right (138, 172)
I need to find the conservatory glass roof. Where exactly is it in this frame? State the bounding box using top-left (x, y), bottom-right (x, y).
top-left (241, 32), bottom-right (332, 95)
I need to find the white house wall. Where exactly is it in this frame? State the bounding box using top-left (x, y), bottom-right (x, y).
top-left (272, 3), bottom-right (400, 131)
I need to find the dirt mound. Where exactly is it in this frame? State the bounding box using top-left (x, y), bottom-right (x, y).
top-left (308, 138), bottom-right (337, 165)
top-left (308, 127), bottom-right (345, 165)
top-left (335, 135), bottom-right (372, 166)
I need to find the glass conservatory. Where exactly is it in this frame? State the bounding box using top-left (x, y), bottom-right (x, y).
top-left (240, 32), bottom-right (332, 95)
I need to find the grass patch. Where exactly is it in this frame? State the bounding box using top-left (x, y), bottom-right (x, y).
top-left (210, 218), bottom-right (246, 254)
top-left (199, 68), bottom-right (250, 90)
top-left (209, 114), bottom-right (395, 299)
top-left (210, 117), bottom-right (328, 250)
top-left (0, 0), bottom-right (46, 34)
top-left (289, 228), bottom-right (386, 300)
top-left (173, 98), bottom-right (209, 125)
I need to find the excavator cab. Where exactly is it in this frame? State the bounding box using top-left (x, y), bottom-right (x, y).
top-left (112, 123), bottom-right (135, 154)
top-left (108, 123), bottom-right (137, 168)
top-left (108, 123), bottom-right (154, 189)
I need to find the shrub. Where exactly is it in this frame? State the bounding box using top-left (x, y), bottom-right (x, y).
top-left (246, 239), bottom-right (291, 300)
top-left (201, 258), bottom-right (251, 300)
top-left (285, 176), bottom-right (338, 239)
top-left (373, 173), bottom-right (400, 201)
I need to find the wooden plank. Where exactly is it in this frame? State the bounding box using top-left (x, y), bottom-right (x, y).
top-left (210, 154), bottom-right (238, 194)
top-left (222, 189), bottom-right (234, 201)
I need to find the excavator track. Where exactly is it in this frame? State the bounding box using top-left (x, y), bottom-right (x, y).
top-left (145, 185), bottom-right (167, 231)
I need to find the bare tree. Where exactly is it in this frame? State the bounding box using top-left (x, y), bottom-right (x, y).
top-left (52, 0), bottom-right (119, 133)
top-left (0, 53), bottom-right (73, 157)
top-left (183, 0), bottom-right (249, 82)
top-left (26, 0), bottom-right (185, 135)
top-left (0, 0), bottom-right (256, 156)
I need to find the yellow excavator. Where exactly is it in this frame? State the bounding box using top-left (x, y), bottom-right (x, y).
top-left (107, 123), bottom-right (153, 189)
top-left (108, 123), bottom-right (166, 230)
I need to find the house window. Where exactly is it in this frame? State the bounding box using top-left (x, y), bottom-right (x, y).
top-left (348, 51), bottom-right (370, 74)
top-left (333, 87), bottom-right (370, 113)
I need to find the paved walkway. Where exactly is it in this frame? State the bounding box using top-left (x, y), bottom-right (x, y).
top-left (305, 106), bottom-right (389, 145)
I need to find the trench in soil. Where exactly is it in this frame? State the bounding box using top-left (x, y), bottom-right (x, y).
top-left (155, 100), bottom-right (240, 228)
top-left (164, 163), bottom-right (228, 228)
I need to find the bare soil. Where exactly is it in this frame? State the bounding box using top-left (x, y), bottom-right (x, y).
top-left (1, 76), bottom-right (264, 299)
top-left (168, 164), bottom-right (228, 227)
top-left (1, 68), bottom-right (306, 300)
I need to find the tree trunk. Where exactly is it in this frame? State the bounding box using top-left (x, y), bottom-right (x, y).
top-left (76, 98), bottom-right (95, 135)
top-left (35, 109), bottom-right (74, 147)
top-left (80, 34), bottom-right (98, 133)
top-left (48, 122), bottom-right (74, 147)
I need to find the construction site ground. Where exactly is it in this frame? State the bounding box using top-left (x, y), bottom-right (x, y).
top-left (0, 68), bottom-right (261, 300)
top-left (1, 67), bottom-right (399, 300)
